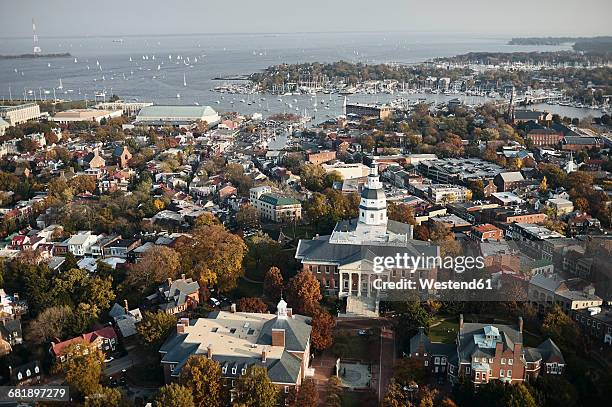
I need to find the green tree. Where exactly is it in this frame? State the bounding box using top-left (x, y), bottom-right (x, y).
top-left (137, 311), bottom-right (177, 348)
top-left (155, 383), bottom-right (195, 407)
top-left (233, 366), bottom-right (278, 407)
top-left (179, 355), bottom-right (223, 407)
top-left (60, 343), bottom-right (104, 397)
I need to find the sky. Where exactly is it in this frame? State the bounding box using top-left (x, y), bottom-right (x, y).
top-left (1, 0), bottom-right (611, 38)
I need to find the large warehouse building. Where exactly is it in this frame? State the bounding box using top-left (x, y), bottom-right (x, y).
top-left (135, 105), bottom-right (220, 126)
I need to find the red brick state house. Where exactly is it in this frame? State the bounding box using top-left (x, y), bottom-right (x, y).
top-left (409, 315), bottom-right (565, 385)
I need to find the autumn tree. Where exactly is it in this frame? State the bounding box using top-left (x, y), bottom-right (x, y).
top-left (310, 309), bottom-right (335, 351)
top-left (59, 342), bottom-right (105, 397)
top-left (286, 378), bottom-right (318, 407)
top-left (155, 383), bottom-right (195, 407)
top-left (84, 387), bottom-right (125, 407)
top-left (383, 382), bottom-right (413, 407)
top-left (263, 266), bottom-right (284, 302)
top-left (325, 376), bottom-right (343, 407)
top-left (237, 297), bottom-right (268, 313)
top-left (285, 270), bottom-right (322, 316)
top-left (126, 246), bottom-right (181, 291)
top-left (137, 311), bottom-right (177, 348)
top-left (574, 197), bottom-right (589, 212)
top-left (387, 202), bottom-right (416, 225)
top-left (174, 222), bottom-right (247, 292)
top-left (244, 232), bottom-right (283, 279)
top-left (233, 365), bottom-right (278, 407)
top-left (179, 355), bottom-right (223, 407)
top-left (542, 305), bottom-right (584, 353)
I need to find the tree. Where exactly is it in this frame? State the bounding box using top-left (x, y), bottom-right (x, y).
top-left (60, 343), bottom-right (104, 397)
top-left (383, 382), bottom-right (412, 407)
top-left (505, 383), bottom-right (537, 407)
top-left (300, 163), bottom-right (327, 192)
top-left (387, 202), bottom-right (416, 225)
top-left (285, 270), bottom-right (322, 316)
top-left (541, 305), bottom-right (584, 353)
top-left (286, 378), bottom-right (318, 407)
top-left (175, 223), bottom-right (247, 292)
top-left (155, 383), bottom-right (195, 407)
top-left (84, 387), bottom-right (124, 407)
top-left (233, 365), bottom-right (278, 407)
top-left (539, 176), bottom-right (548, 193)
top-left (179, 355), bottom-right (222, 407)
top-left (325, 376), bottom-right (343, 407)
top-left (237, 297), bottom-right (268, 313)
top-left (440, 398), bottom-right (458, 407)
top-left (236, 205), bottom-right (260, 229)
top-left (127, 246), bottom-right (181, 291)
top-left (263, 266), bottom-right (284, 302)
top-left (137, 311), bottom-right (177, 348)
top-left (310, 309), bottom-right (335, 351)
top-left (574, 197), bottom-right (589, 212)
top-left (394, 358), bottom-right (430, 385)
top-left (27, 305), bottom-right (74, 344)
top-left (244, 232), bottom-right (283, 280)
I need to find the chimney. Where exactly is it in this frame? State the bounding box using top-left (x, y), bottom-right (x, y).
top-left (261, 348), bottom-right (267, 363)
top-left (286, 308), bottom-right (293, 318)
top-left (207, 344), bottom-right (213, 359)
top-left (230, 303), bottom-right (236, 313)
top-left (518, 316), bottom-right (523, 333)
top-left (459, 314), bottom-right (464, 330)
top-left (271, 328), bottom-right (285, 347)
top-left (124, 299), bottom-right (129, 313)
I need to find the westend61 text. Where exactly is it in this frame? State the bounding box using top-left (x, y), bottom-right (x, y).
top-left (372, 278), bottom-right (494, 291)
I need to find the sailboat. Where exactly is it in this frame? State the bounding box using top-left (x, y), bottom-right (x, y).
top-left (176, 93), bottom-right (181, 98)
top-left (129, 57), bottom-right (132, 62)
top-left (58, 79), bottom-right (63, 90)
top-left (74, 58), bottom-right (78, 63)
top-left (183, 73), bottom-right (187, 87)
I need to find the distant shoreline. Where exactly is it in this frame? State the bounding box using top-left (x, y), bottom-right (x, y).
top-left (0, 52), bottom-right (71, 60)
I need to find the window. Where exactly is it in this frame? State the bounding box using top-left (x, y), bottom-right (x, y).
top-left (476, 372), bottom-right (480, 379)
top-left (474, 357), bottom-right (479, 363)
top-left (441, 357), bottom-right (447, 365)
top-left (424, 360), bottom-right (428, 366)
top-left (284, 386), bottom-right (289, 394)
top-left (241, 368), bottom-right (246, 375)
top-left (489, 358), bottom-right (494, 363)
top-left (434, 357), bottom-right (440, 365)
top-left (232, 366), bottom-right (237, 375)
top-left (500, 369), bottom-right (504, 377)
top-left (508, 358), bottom-right (513, 365)
top-left (466, 367), bottom-right (470, 374)
top-left (501, 358), bottom-right (506, 365)
top-left (507, 369), bottom-right (512, 377)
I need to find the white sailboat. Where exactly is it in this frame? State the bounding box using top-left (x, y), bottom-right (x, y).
top-left (176, 93), bottom-right (181, 98)
top-left (183, 73), bottom-right (187, 87)
top-left (74, 58), bottom-right (78, 63)
top-left (58, 79), bottom-right (63, 90)
top-left (129, 56), bottom-right (132, 62)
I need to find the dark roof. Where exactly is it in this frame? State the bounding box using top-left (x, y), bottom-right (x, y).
top-left (535, 338), bottom-right (565, 364)
top-left (458, 322), bottom-right (522, 363)
top-left (258, 315), bottom-right (312, 352)
top-left (361, 187), bottom-right (385, 200)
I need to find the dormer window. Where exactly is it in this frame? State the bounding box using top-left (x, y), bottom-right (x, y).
top-left (17, 372), bottom-right (22, 380)
top-left (222, 365), bottom-right (227, 374)
top-left (26, 369), bottom-right (31, 377)
top-left (232, 366), bottom-right (237, 375)
top-left (241, 368), bottom-right (246, 375)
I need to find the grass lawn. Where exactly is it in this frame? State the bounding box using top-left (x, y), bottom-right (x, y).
top-left (429, 319), bottom-right (458, 343)
top-left (232, 278), bottom-right (263, 298)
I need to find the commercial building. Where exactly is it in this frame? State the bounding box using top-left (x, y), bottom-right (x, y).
top-left (0, 103), bottom-right (41, 125)
top-left (526, 129), bottom-right (564, 147)
top-left (529, 274), bottom-right (603, 313)
top-left (418, 158), bottom-right (504, 184)
top-left (345, 103), bottom-right (394, 120)
top-left (426, 184), bottom-right (470, 204)
top-left (135, 105), bottom-right (220, 126)
top-left (472, 224), bottom-right (504, 241)
top-left (571, 306), bottom-right (612, 346)
top-left (50, 109), bottom-right (122, 124)
top-left (546, 198), bottom-right (574, 216)
top-left (95, 101), bottom-right (153, 116)
top-left (249, 186), bottom-right (302, 222)
top-left (561, 136), bottom-right (603, 151)
top-left (494, 172), bottom-right (525, 192)
top-left (409, 316), bottom-right (565, 384)
top-left (322, 162), bottom-right (369, 180)
top-left (307, 150), bottom-right (336, 165)
top-left (159, 300), bottom-right (313, 392)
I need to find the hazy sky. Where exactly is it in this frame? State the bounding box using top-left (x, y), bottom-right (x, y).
top-left (1, 0), bottom-right (611, 38)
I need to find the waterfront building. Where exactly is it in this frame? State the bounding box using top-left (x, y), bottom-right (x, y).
top-left (95, 101), bottom-right (153, 116)
top-left (50, 109), bottom-right (122, 124)
top-left (345, 103), bottom-right (394, 120)
top-left (0, 103), bottom-right (41, 126)
top-left (135, 105), bottom-right (220, 126)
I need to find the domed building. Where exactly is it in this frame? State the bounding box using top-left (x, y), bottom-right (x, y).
top-left (296, 166), bottom-right (439, 317)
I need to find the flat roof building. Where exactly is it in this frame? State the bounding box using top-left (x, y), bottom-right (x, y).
top-left (135, 105), bottom-right (220, 126)
top-left (0, 103), bottom-right (41, 126)
top-left (51, 109), bottom-right (122, 124)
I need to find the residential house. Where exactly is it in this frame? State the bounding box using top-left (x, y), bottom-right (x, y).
top-left (9, 361), bottom-right (42, 386)
top-left (146, 275), bottom-right (200, 315)
top-left (50, 326), bottom-right (118, 362)
top-left (529, 274), bottom-right (603, 313)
